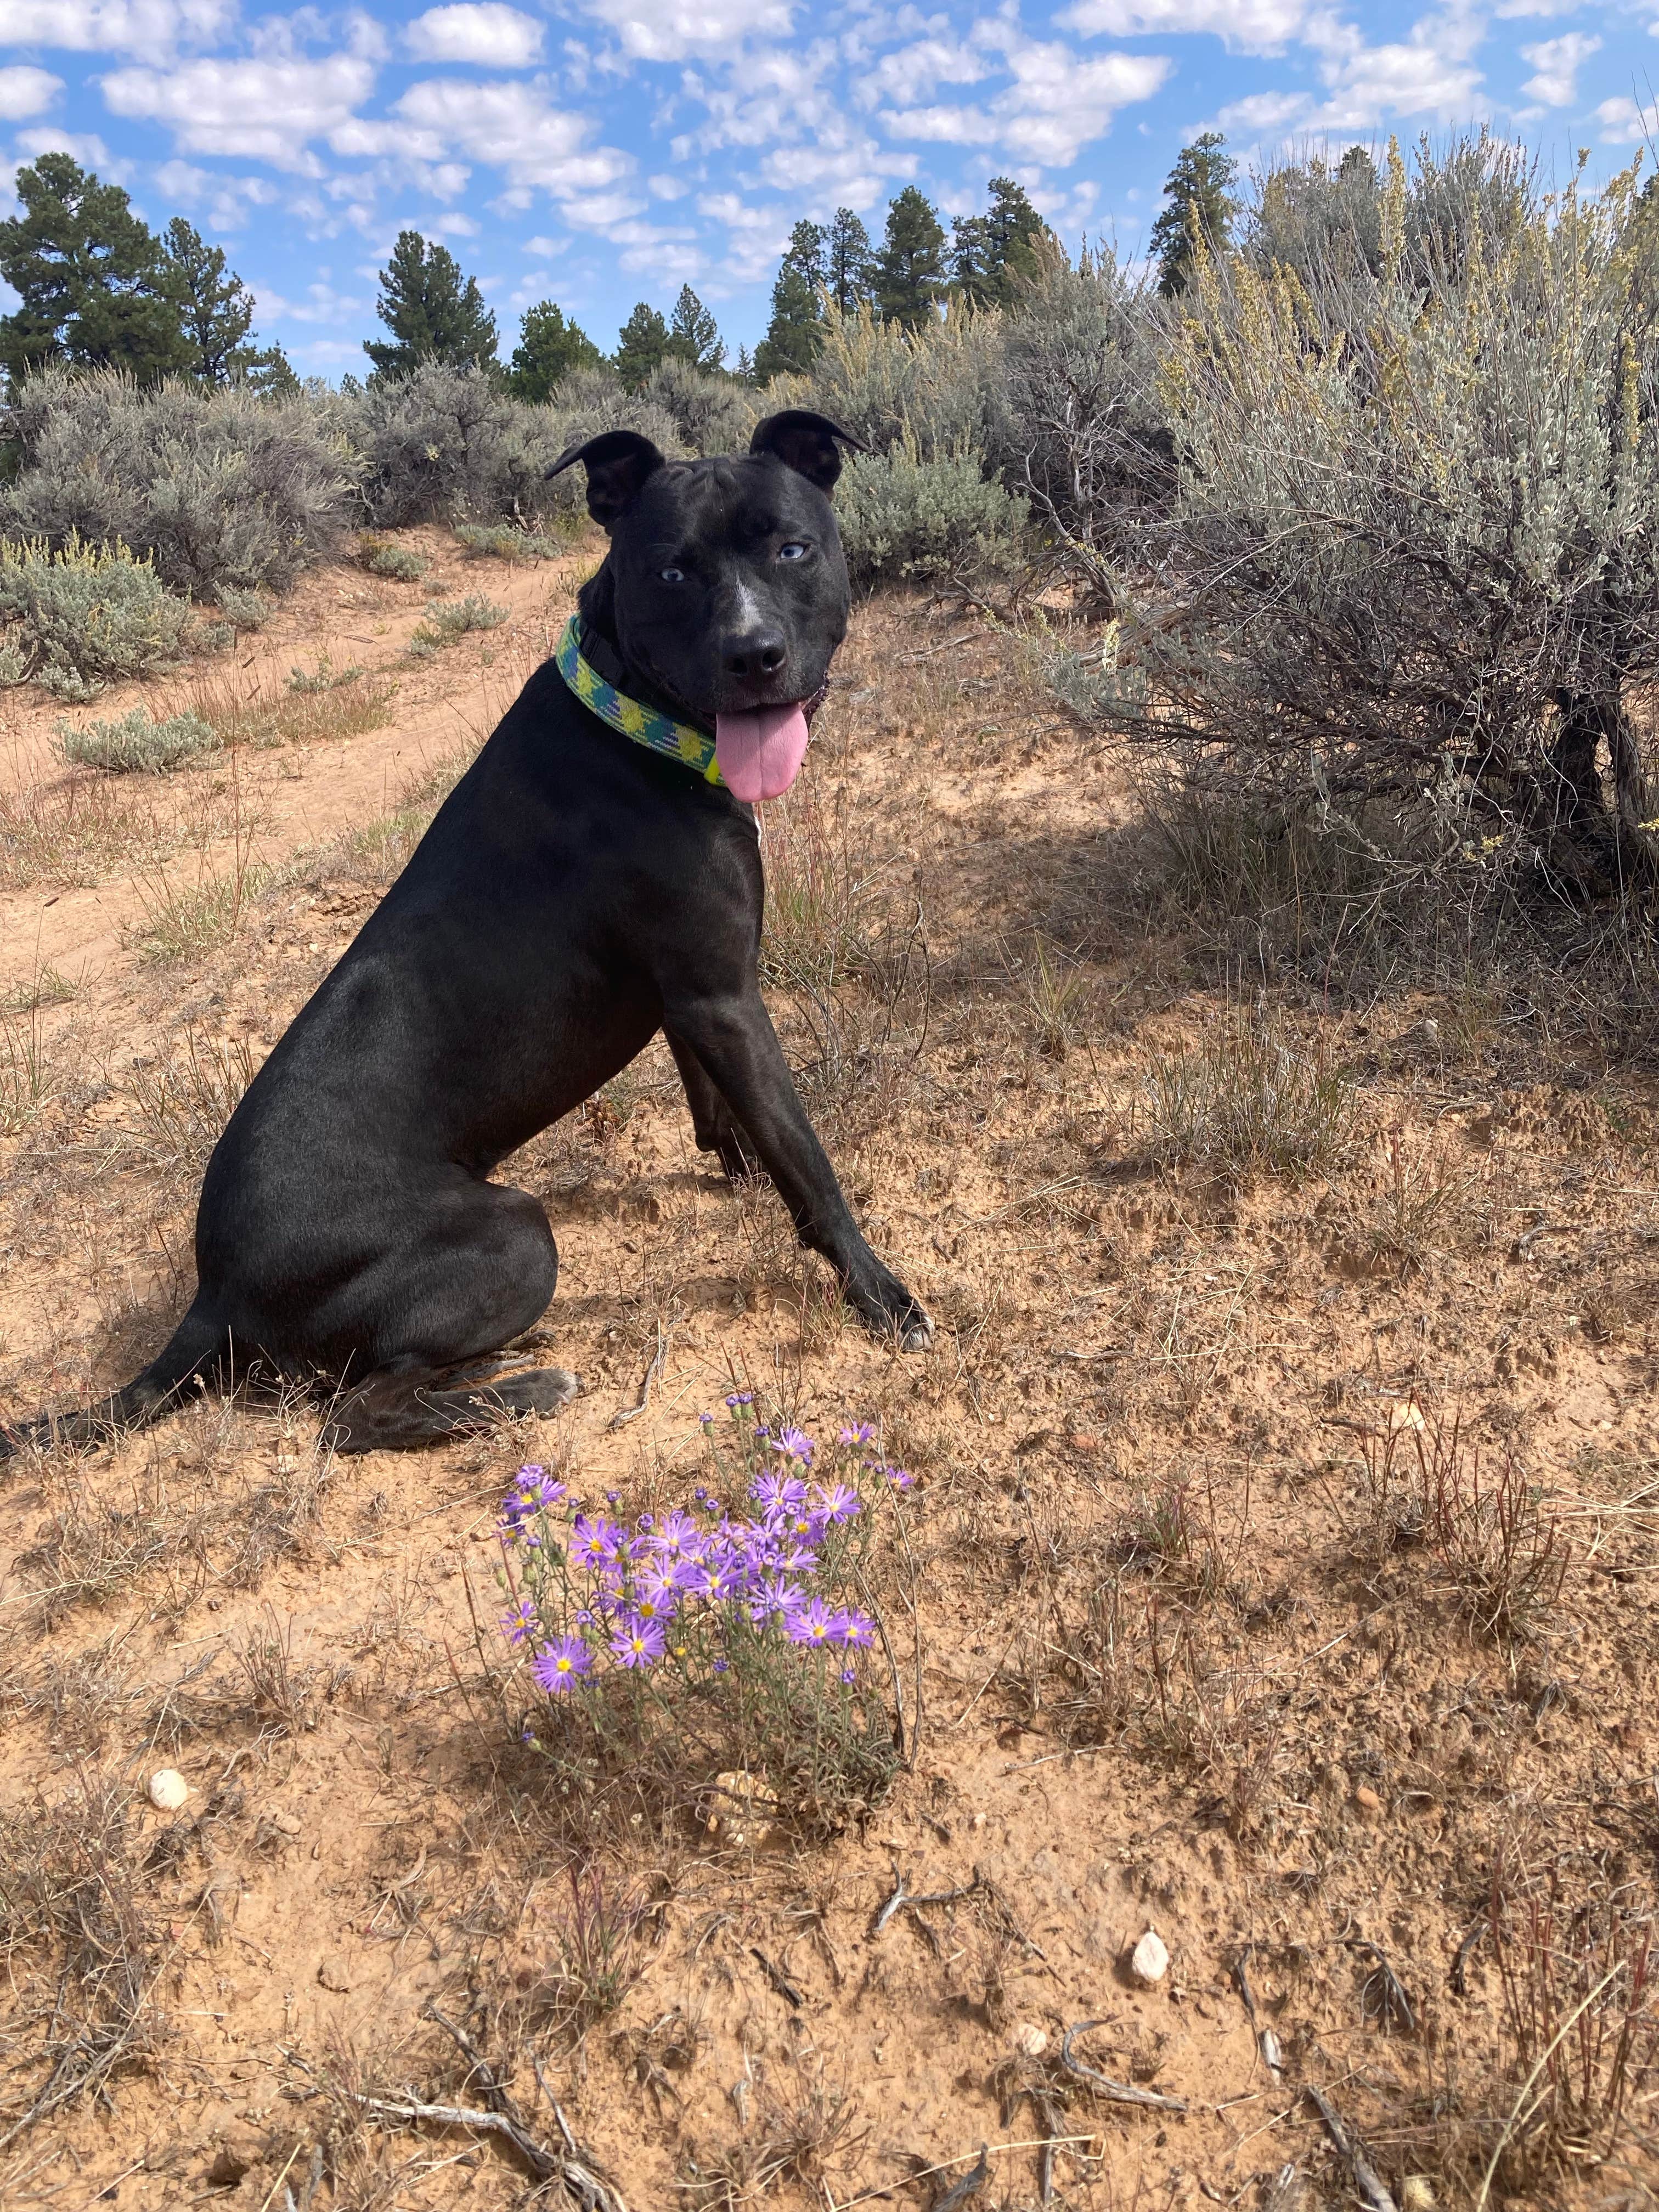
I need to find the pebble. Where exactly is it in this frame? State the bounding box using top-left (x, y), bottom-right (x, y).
top-left (1353, 1785), bottom-right (1383, 1815)
top-left (1012, 2022), bottom-right (1048, 2058)
top-left (1130, 1929), bottom-right (1170, 1986)
top-left (148, 1768), bottom-right (189, 1813)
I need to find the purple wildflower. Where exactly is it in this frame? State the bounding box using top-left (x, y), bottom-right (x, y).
top-left (632, 1570), bottom-right (681, 1622)
top-left (839, 1423), bottom-right (876, 1447)
top-left (783, 1596), bottom-right (837, 1647)
top-left (750, 1573), bottom-right (805, 1623)
top-left (500, 1598), bottom-right (538, 1646)
top-left (532, 1635), bottom-right (592, 1695)
top-left (752, 1471), bottom-right (808, 1515)
top-left (882, 1464), bottom-right (916, 1491)
top-left (648, 1510), bottom-right (703, 1560)
top-left (570, 1514), bottom-right (626, 1570)
top-left (840, 1667), bottom-right (857, 1685)
top-left (832, 1609), bottom-right (877, 1649)
top-left (814, 1482), bottom-right (861, 1525)
top-left (611, 1616), bottom-right (667, 1669)
top-left (774, 1425), bottom-right (815, 1464)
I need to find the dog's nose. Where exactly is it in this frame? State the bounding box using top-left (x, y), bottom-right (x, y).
top-left (723, 630), bottom-right (787, 680)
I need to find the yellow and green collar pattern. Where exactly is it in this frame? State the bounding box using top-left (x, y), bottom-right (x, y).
top-left (555, 615), bottom-right (724, 787)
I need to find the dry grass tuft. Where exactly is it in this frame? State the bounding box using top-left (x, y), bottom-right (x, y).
top-left (1138, 1003), bottom-right (1352, 1183)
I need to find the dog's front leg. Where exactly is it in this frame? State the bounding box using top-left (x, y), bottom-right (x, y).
top-left (665, 1028), bottom-right (763, 1183)
top-left (664, 988), bottom-right (932, 1350)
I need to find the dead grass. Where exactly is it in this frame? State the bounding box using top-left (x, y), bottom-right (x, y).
top-left (1137, 1002), bottom-right (1353, 1183)
top-left (0, 769), bottom-right (176, 889)
top-left (185, 666), bottom-right (398, 752)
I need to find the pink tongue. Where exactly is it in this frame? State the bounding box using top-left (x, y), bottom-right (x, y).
top-left (714, 704), bottom-right (811, 803)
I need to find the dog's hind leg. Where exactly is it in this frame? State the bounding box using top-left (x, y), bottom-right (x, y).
top-left (321, 1362), bottom-right (578, 1454)
top-left (666, 1028), bottom-right (762, 1182)
top-left (314, 1178), bottom-right (577, 1454)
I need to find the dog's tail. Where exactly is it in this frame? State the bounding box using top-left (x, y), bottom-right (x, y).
top-left (1, 1298), bottom-right (228, 1461)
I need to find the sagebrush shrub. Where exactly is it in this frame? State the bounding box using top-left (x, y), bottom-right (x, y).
top-left (782, 299), bottom-right (1000, 458)
top-left (643, 357), bottom-right (761, 455)
top-left (453, 521), bottom-right (565, 561)
top-left (356, 534), bottom-right (427, 581)
top-left (57, 706), bottom-right (221, 774)
top-left (835, 444), bottom-right (1029, 584)
top-left (2, 366), bottom-right (345, 597)
top-left (0, 535), bottom-right (195, 694)
top-left (408, 591), bottom-right (506, 653)
top-left (1061, 144), bottom-right (1659, 872)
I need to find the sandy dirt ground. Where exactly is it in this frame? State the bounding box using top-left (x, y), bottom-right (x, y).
top-left (1, 533), bottom-right (1656, 2212)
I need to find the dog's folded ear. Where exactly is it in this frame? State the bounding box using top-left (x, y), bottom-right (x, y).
top-left (546, 429), bottom-right (666, 528)
top-left (750, 409), bottom-right (866, 493)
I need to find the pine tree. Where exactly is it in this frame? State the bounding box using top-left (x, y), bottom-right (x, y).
top-left (163, 216), bottom-right (290, 388)
top-left (666, 284), bottom-right (723, 371)
top-left (363, 229), bottom-right (498, 379)
top-left (952, 177), bottom-right (1047, 308)
top-left (735, 342), bottom-right (755, 383)
top-left (873, 188), bottom-right (947, 329)
top-left (506, 299), bottom-right (602, 399)
top-left (753, 219), bottom-right (825, 382)
top-left (614, 301), bottom-right (669, 390)
top-left (1150, 132), bottom-right (1238, 297)
top-left (0, 151), bottom-right (190, 385)
top-left (825, 207), bottom-right (873, 315)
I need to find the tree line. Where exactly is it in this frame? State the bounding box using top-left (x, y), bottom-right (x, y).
top-left (0, 139), bottom-right (1242, 402)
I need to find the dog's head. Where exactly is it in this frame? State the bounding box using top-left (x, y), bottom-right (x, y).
top-left (548, 410), bottom-right (861, 802)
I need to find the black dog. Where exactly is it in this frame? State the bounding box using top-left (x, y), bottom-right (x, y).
top-left (2, 409), bottom-right (929, 1460)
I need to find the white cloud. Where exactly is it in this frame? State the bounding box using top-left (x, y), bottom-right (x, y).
top-left (100, 54), bottom-right (379, 173)
top-left (859, 34), bottom-right (991, 109)
top-left (0, 0), bottom-right (233, 55)
top-left (1212, 88), bottom-right (1311, 137)
top-left (405, 5), bottom-right (545, 67)
top-left (568, 0), bottom-right (794, 65)
top-left (1595, 95), bottom-right (1656, 144)
top-left (0, 66), bottom-right (63, 120)
top-left (387, 77), bottom-right (636, 206)
top-left (1520, 31), bottom-right (1599, 106)
top-left (883, 43), bottom-right (1170, 167)
top-left (1059, 0), bottom-right (1312, 57)
top-left (1303, 8), bottom-right (1483, 131)
top-left (12, 125), bottom-right (120, 173)
top-left (153, 156), bottom-right (281, 227)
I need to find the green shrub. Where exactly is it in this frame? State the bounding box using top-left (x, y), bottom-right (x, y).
top-left (1060, 142), bottom-right (1659, 876)
top-left (340, 364), bottom-right (572, 529)
top-left (286, 657), bottom-right (363, 693)
top-left (216, 586), bottom-right (272, 630)
top-left (642, 357), bottom-right (761, 455)
top-left (1, 365), bottom-right (345, 597)
top-left (453, 521), bottom-right (564, 561)
top-left (0, 535), bottom-right (195, 695)
top-left (408, 592), bottom-right (507, 653)
top-left (835, 445), bottom-right (1029, 584)
top-left (785, 299), bottom-right (1000, 459)
top-left (357, 534), bottom-right (427, 581)
top-left (56, 706), bottom-right (221, 775)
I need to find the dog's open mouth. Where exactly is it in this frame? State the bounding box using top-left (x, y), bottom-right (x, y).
top-left (713, 703), bottom-right (811, 803)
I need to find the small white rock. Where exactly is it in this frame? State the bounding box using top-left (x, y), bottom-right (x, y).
top-left (1012, 2022), bottom-right (1048, 2058)
top-left (148, 1768), bottom-right (189, 1813)
top-left (1130, 1929), bottom-right (1170, 1986)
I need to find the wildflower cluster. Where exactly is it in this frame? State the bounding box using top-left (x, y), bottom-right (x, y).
top-left (493, 1401), bottom-right (912, 1818)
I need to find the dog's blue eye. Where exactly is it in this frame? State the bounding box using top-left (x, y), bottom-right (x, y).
top-left (778, 542), bottom-right (808, 561)
top-left (659, 566), bottom-right (685, 584)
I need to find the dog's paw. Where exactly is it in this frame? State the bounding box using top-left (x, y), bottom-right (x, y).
top-left (899, 1314), bottom-right (934, 1353)
top-left (493, 1367), bottom-right (580, 1415)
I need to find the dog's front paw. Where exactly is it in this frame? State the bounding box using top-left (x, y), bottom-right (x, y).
top-left (899, 1312), bottom-right (933, 1353)
top-left (849, 1269), bottom-right (932, 1352)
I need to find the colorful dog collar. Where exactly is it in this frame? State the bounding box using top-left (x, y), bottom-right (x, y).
top-left (554, 616), bottom-right (725, 787)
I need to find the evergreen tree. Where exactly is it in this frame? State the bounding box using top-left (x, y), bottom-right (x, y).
top-left (364, 229), bottom-right (498, 379)
top-left (666, 284), bottom-right (723, 371)
top-left (162, 216), bottom-right (290, 388)
top-left (614, 300), bottom-right (669, 390)
top-left (951, 176), bottom-right (1047, 308)
top-left (873, 187), bottom-right (947, 328)
top-left (1150, 132), bottom-right (1238, 297)
top-left (825, 207), bottom-right (873, 315)
top-left (753, 219), bottom-right (825, 382)
top-left (506, 298), bottom-right (602, 399)
top-left (735, 342), bottom-right (755, 383)
top-left (0, 151), bottom-right (190, 385)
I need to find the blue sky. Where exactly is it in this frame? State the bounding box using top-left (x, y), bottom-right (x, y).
top-left (2, 1), bottom-right (1658, 375)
